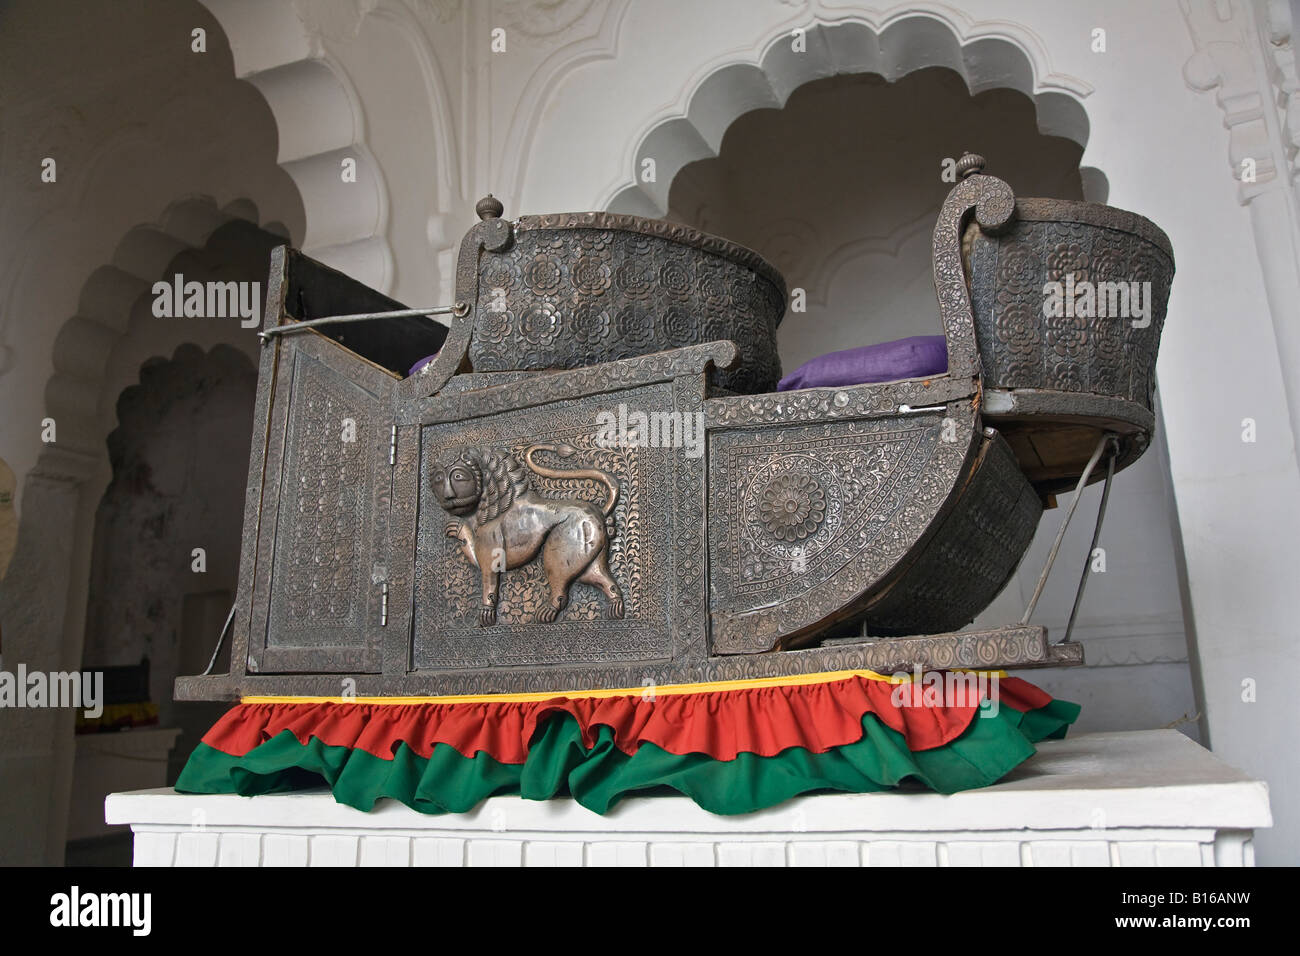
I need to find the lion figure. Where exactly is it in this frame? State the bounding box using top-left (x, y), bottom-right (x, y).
top-left (431, 443), bottom-right (624, 626)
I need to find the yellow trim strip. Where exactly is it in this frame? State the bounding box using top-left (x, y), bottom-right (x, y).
top-left (240, 668), bottom-right (1007, 707)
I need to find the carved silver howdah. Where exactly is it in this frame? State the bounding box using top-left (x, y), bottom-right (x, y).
top-left (176, 157), bottom-right (1172, 701)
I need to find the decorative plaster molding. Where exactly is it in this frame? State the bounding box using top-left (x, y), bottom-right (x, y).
top-left (373, 1), bottom-right (462, 204)
top-left (500, 0), bottom-right (600, 41)
top-left (599, 3), bottom-right (1094, 214)
top-left (199, 0), bottom-right (395, 291)
top-left (12, 105), bottom-right (86, 198)
top-left (494, 0), bottom-right (630, 211)
top-left (744, 209), bottom-right (938, 309)
top-left (40, 196), bottom-right (262, 473)
top-left (1181, 0), bottom-right (1285, 202)
top-left (403, 0), bottom-right (461, 26)
top-left (1183, 0), bottom-right (1300, 459)
top-left (754, 216), bottom-right (822, 293)
top-left (1259, 0), bottom-right (1299, 182)
top-left (0, 122), bottom-right (159, 361)
top-left (807, 210), bottom-right (935, 308)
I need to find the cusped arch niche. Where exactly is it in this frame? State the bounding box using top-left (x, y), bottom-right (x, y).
top-left (83, 343), bottom-right (259, 731)
top-left (44, 196), bottom-right (288, 464)
top-left (604, 14), bottom-right (1106, 371)
top-left (605, 13), bottom-right (1106, 217)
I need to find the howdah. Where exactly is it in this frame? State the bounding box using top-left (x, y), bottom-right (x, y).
top-left (175, 157), bottom-right (1174, 701)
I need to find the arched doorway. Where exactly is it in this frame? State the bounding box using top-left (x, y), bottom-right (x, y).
top-left (62, 216), bottom-right (286, 862)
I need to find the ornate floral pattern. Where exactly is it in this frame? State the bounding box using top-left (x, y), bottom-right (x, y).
top-left (615, 304), bottom-right (656, 350)
top-left (481, 258), bottom-right (518, 293)
top-left (613, 259), bottom-right (654, 299)
top-left (659, 259), bottom-right (693, 299)
top-left (758, 473), bottom-right (827, 542)
top-left (729, 276), bottom-right (757, 316)
top-left (570, 302), bottom-right (611, 346)
top-left (1046, 313), bottom-right (1088, 358)
top-left (969, 208), bottom-right (1173, 404)
top-left (698, 266), bottom-right (730, 309)
top-left (468, 224), bottom-right (785, 393)
top-left (523, 253), bottom-right (564, 295)
top-left (478, 309), bottom-right (513, 345)
top-left (997, 245), bottom-right (1039, 295)
top-left (274, 363), bottom-right (370, 631)
top-left (993, 291), bottom-right (1041, 357)
top-left (1053, 362), bottom-right (1084, 390)
top-left (662, 306), bottom-right (693, 342)
top-left (578, 229), bottom-right (613, 252)
top-left (1045, 241), bottom-right (1090, 285)
top-left (521, 303), bottom-right (560, 346)
top-left (571, 256), bottom-right (611, 296)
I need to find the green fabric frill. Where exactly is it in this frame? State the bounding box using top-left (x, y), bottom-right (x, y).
top-left (176, 698), bottom-right (1079, 816)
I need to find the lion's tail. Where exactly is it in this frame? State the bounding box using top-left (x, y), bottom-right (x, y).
top-left (524, 443), bottom-right (619, 517)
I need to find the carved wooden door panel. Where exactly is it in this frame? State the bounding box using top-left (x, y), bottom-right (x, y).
top-left (246, 337), bottom-right (397, 674)
top-left (707, 404), bottom-right (973, 653)
top-left (402, 381), bottom-right (692, 686)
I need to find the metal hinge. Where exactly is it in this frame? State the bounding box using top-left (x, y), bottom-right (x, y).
top-left (380, 582), bottom-right (389, 626)
top-left (388, 424), bottom-right (397, 466)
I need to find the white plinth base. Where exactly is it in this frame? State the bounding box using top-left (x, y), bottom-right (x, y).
top-left (106, 730), bottom-right (1271, 866)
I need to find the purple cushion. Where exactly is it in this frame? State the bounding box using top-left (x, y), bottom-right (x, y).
top-left (777, 335), bottom-right (948, 391)
top-left (408, 353), bottom-right (439, 376)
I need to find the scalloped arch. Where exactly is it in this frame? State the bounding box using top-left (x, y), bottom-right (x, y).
top-left (42, 196), bottom-right (281, 463)
top-left (197, 0), bottom-right (394, 291)
top-left (605, 10), bottom-right (1103, 215)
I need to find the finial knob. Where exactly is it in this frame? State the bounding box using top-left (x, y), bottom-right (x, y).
top-left (476, 194), bottom-right (504, 220)
top-left (956, 153), bottom-right (986, 179)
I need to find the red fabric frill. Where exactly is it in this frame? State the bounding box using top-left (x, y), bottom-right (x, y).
top-left (202, 675), bottom-right (1052, 764)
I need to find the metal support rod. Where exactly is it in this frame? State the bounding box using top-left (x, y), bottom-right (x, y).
top-left (203, 604), bottom-right (237, 676)
top-left (1020, 432), bottom-right (1116, 625)
top-left (1061, 439), bottom-right (1118, 644)
top-left (257, 306), bottom-right (456, 341)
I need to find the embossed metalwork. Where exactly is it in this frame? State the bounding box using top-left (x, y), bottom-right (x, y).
top-left (969, 199), bottom-right (1174, 410)
top-left (968, 197), bottom-right (1175, 492)
top-left (758, 473), bottom-right (827, 541)
top-left (413, 380), bottom-right (679, 672)
top-left (932, 157), bottom-right (1016, 380)
top-left (707, 403), bottom-right (976, 654)
top-left (858, 430), bottom-right (1042, 636)
top-left (176, 624), bottom-right (1083, 701)
top-left (432, 443), bottom-right (624, 626)
top-left (420, 341), bottom-right (737, 424)
top-left (277, 362), bottom-right (369, 628)
top-left (176, 168), bottom-right (1180, 703)
top-left (464, 207), bottom-right (787, 394)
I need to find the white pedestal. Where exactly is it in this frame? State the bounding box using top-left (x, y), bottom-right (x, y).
top-left (105, 730), bottom-right (1270, 866)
